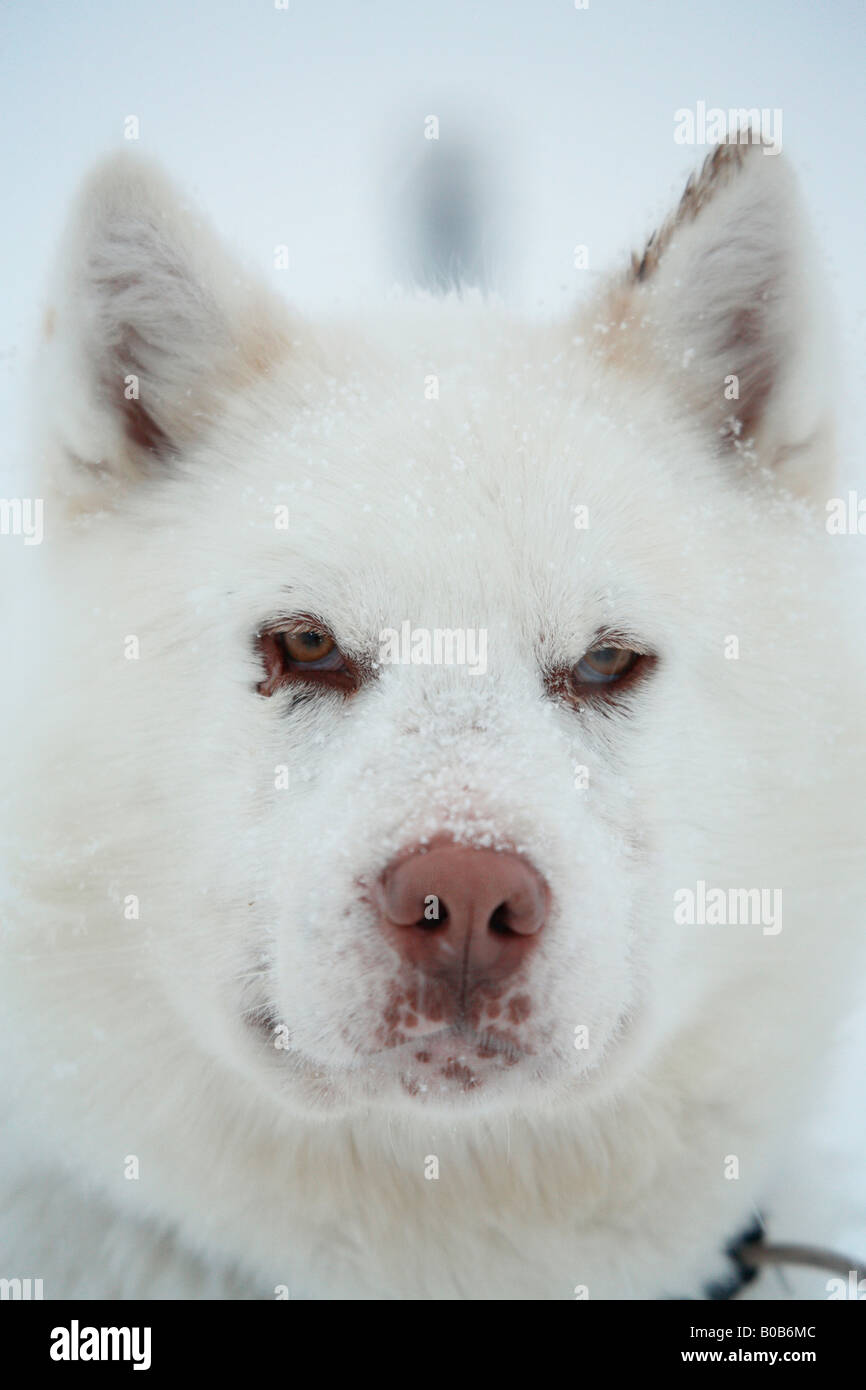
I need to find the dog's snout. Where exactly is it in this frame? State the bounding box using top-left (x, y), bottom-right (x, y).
top-left (375, 839), bottom-right (549, 981)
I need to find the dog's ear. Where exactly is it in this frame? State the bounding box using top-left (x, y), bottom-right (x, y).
top-left (38, 153), bottom-right (292, 503)
top-left (586, 140), bottom-right (834, 492)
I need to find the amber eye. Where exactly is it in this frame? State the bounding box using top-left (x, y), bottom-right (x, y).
top-left (257, 618), bottom-right (359, 697)
top-left (573, 646), bottom-right (640, 686)
top-left (283, 629), bottom-right (337, 664)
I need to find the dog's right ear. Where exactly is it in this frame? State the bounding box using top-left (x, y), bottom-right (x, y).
top-left (580, 140), bottom-right (835, 497)
top-left (38, 153), bottom-right (292, 505)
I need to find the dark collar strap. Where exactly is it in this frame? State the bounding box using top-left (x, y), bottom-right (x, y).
top-left (703, 1217), bottom-right (765, 1300)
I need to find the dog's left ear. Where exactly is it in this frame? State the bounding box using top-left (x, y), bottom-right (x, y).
top-left (37, 153), bottom-right (294, 506)
top-left (587, 140), bottom-right (834, 493)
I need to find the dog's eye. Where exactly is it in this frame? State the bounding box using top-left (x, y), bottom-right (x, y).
top-left (257, 619), bottom-right (359, 696)
top-left (573, 646), bottom-right (640, 686)
top-left (546, 640), bottom-right (652, 708)
top-left (282, 628), bottom-right (339, 667)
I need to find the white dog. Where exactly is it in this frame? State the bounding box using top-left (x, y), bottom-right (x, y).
top-left (1, 138), bottom-right (864, 1299)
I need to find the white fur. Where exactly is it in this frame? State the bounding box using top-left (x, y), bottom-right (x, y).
top-left (1, 147), bottom-right (864, 1300)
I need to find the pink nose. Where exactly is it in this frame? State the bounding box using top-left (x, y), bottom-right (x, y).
top-left (375, 839), bottom-right (549, 984)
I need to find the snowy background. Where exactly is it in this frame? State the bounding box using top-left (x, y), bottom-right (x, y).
top-left (1, 0), bottom-right (864, 1289)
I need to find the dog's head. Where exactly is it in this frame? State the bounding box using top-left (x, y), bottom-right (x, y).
top-left (19, 142), bottom-right (846, 1119)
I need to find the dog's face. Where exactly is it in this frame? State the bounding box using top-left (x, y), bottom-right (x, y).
top-left (20, 143), bottom-right (839, 1120)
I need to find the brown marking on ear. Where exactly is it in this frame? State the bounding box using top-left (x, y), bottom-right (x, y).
top-left (119, 392), bottom-right (176, 462)
top-left (629, 135), bottom-right (763, 286)
top-left (96, 319), bottom-right (179, 467)
top-left (42, 307), bottom-right (56, 341)
top-left (717, 296), bottom-right (778, 446)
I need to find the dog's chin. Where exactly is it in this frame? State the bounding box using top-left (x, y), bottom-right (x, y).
top-left (363, 1024), bottom-right (536, 1105)
top-left (358, 1009), bottom-right (646, 1113)
top-left (238, 1003), bottom-right (642, 1119)
top-left (238, 1006), bottom-right (533, 1113)
top-left (311, 1047), bottom-right (552, 1116)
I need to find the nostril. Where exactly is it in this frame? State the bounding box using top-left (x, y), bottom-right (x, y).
top-left (488, 903), bottom-right (513, 936)
top-left (417, 901), bottom-right (449, 930)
